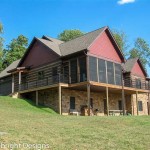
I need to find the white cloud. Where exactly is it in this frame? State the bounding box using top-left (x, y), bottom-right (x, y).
top-left (117, 0), bottom-right (135, 5)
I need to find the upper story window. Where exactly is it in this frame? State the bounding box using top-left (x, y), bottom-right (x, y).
top-left (70, 59), bottom-right (77, 83)
top-left (79, 57), bottom-right (87, 82)
top-left (98, 59), bottom-right (106, 83)
top-left (89, 56), bottom-right (98, 82)
top-left (107, 61), bottom-right (114, 84)
top-left (52, 67), bottom-right (58, 82)
top-left (115, 63), bottom-right (122, 85)
top-left (38, 71), bottom-right (45, 80)
top-left (136, 79), bottom-right (141, 89)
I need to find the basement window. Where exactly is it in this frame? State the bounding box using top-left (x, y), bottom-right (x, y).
top-left (118, 100), bottom-right (122, 110)
top-left (70, 97), bottom-right (75, 109)
top-left (138, 101), bottom-right (143, 111)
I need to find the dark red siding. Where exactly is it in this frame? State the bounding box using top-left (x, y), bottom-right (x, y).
top-left (131, 62), bottom-right (145, 77)
top-left (21, 41), bottom-right (59, 68)
top-left (88, 30), bottom-right (122, 63)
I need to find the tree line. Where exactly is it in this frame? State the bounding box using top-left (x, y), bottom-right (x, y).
top-left (0, 22), bottom-right (150, 73)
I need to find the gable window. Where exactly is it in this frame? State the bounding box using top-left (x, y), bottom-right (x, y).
top-left (107, 61), bottom-right (114, 84)
top-left (38, 71), bottom-right (45, 80)
top-left (136, 79), bottom-right (141, 89)
top-left (138, 101), bottom-right (143, 111)
top-left (98, 59), bottom-right (106, 83)
top-left (118, 100), bottom-right (122, 110)
top-left (70, 97), bottom-right (75, 109)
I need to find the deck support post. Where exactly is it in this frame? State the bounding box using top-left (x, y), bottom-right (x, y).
top-left (106, 87), bottom-right (109, 116)
top-left (36, 90), bottom-right (38, 106)
top-left (136, 91), bottom-right (139, 115)
top-left (148, 92), bottom-right (150, 115)
top-left (18, 71), bottom-right (22, 91)
top-left (12, 74), bottom-right (14, 93)
top-left (87, 83), bottom-right (91, 116)
top-left (121, 72), bottom-right (126, 115)
top-left (58, 84), bottom-right (62, 115)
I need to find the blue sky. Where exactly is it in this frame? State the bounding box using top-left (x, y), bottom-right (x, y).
top-left (0, 0), bottom-right (150, 74)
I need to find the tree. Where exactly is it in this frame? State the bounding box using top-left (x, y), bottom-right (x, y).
top-left (0, 22), bottom-right (4, 72)
top-left (112, 30), bottom-right (128, 57)
top-left (3, 35), bottom-right (28, 67)
top-left (129, 38), bottom-right (150, 68)
top-left (58, 29), bottom-right (84, 42)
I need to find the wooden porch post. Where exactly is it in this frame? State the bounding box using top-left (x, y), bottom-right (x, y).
top-left (36, 90), bottom-right (38, 106)
top-left (87, 83), bottom-right (91, 116)
top-left (12, 74), bottom-right (14, 93)
top-left (106, 87), bottom-right (109, 116)
top-left (136, 91), bottom-right (139, 115)
top-left (121, 71), bottom-right (126, 115)
top-left (18, 71), bottom-right (21, 91)
top-left (58, 84), bottom-right (62, 115)
top-left (148, 92), bottom-right (150, 115)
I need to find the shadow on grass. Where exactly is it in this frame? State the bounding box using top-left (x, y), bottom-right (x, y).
top-left (22, 98), bottom-right (58, 115)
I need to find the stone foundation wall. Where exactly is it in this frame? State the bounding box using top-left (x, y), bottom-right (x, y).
top-left (132, 93), bottom-right (148, 115)
top-left (38, 88), bottom-right (59, 112)
top-left (22, 88), bottom-right (59, 113)
top-left (61, 89), bottom-right (132, 116)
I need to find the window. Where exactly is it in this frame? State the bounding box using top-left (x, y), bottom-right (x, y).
top-left (63, 62), bottom-right (69, 83)
top-left (38, 71), bottom-right (44, 80)
top-left (70, 97), bottom-right (75, 109)
top-left (52, 67), bottom-right (58, 82)
top-left (79, 57), bottom-right (87, 82)
top-left (89, 56), bottom-right (98, 82)
top-left (138, 101), bottom-right (143, 111)
top-left (115, 63), bottom-right (122, 85)
top-left (118, 100), bottom-right (122, 110)
top-left (70, 59), bottom-right (77, 83)
top-left (98, 59), bottom-right (106, 83)
top-left (90, 98), bottom-right (93, 108)
top-left (107, 61), bottom-right (114, 84)
top-left (136, 79), bottom-right (141, 89)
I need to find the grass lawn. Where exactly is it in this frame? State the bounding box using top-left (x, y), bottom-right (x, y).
top-left (0, 96), bottom-right (149, 150)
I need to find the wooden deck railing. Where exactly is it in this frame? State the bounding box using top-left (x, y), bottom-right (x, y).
top-left (124, 78), bottom-right (150, 90)
top-left (19, 74), bottom-right (69, 91)
top-left (19, 74), bottom-right (150, 91)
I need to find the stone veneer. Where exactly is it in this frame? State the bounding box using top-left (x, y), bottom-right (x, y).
top-left (21, 88), bottom-right (149, 116)
top-left (132, 93), bottom-right (149, 115)
top-left (61, 89), bottom-right (133, 116)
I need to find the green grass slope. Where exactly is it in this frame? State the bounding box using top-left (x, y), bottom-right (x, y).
top-left (0, 96), bottom-right (150, 150)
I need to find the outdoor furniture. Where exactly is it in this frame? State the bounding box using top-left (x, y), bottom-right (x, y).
top-left (109, 110), bottom-right (127, 116)
top-left (69, 109), bottom-right (79, 116)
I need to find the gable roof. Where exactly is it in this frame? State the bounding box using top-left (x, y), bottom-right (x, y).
top-left (18, 37), bottom-right (62, 67)
top-left (42, 36), bottom-right (64, 45)
top-left (0, 59), bottom-right (20, 78)
top-left (18, 26), bottom-right (125, 67)
top-left (59, 27), bottom-right (106, 56)
top-left (37, 38), bottom-right (62, 55)
top-left (122, 58), bottom-right (147, 77)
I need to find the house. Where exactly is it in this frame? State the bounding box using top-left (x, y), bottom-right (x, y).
top-left (0, 26), bottom-right (149, 116)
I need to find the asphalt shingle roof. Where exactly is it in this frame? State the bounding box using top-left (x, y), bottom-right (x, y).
top-left (0, 59), bottom-right (20, 78)
top-left (37, 38), bottom-right (62, 55)
top-left (59, 27), bottom-right (106, 56)
top-left (122, 58), bottom-right (138, 72)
